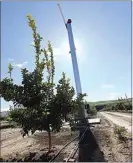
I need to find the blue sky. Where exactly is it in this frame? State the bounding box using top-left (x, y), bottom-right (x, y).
top-left (1, 1), bottom-right (131, 111)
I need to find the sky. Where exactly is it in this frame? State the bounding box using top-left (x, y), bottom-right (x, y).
top-left (1, 1), bottom-right (131, 111)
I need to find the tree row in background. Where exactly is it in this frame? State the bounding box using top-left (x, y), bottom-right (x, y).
top-left (101, 95), bottom-right (132, 112)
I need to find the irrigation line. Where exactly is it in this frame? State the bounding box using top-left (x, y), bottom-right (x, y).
top-left (65, 145), bottom-right (78, 162)
top-left (50, 126), bottom-right (88, 162)
top-left (65, 127), bottom-right (88, 162)
top-left (71, 145), bottom-right (78, 159)
top-left (49, 136), bottom-right (78, 162)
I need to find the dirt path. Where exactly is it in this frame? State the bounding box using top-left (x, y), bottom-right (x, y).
top-left (1, 128), bottom-right (76, 158)
top-left (106, 112), bottom-right (132, 118)
top-left (91, 113), bottom-right (132, 162)
top-left (100, 111), bottom-right (132, 133)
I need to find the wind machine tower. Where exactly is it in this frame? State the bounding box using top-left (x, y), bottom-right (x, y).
top-left (57, 4), bottom-right (88, 121)
top-left (57, 5), bottom-right (102, 161)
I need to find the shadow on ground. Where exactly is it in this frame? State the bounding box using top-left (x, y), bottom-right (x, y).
top-left (30, 129), bottom-right (106, 162)
top-left (78, 128), bottom-right (106, 162)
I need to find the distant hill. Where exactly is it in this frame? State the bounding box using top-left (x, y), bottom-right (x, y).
top-left (89, 98), bottom-right (132, 106)
top-left (87, 98), bottom-right (132, 111)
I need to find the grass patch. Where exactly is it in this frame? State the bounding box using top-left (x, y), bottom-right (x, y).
top-left (114, 126), bottom-right (128, 141)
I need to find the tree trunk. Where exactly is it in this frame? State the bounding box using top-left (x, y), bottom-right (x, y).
top-left (48, 126), bottom-right (52, 152)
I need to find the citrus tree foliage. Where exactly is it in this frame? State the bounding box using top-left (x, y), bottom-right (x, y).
top-left (89, 105), bottom-right (97, 116)
top-left (0, 14), bottom-right (79, 150)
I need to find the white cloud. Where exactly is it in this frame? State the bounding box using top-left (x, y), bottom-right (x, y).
top-left (101, 84), bottom-right (114, 89)
top-left (8, 58), bottom-right (14, 62)
top-left (52, 38), bottom-right (84, 62)
top-left (53, 42), bottom-right (70, 61)
top-left (30, 38), bottom-right (85, 64)
top-left (104, 92), bottom-right (127, 101)
top-left (108, 92), bottom-right (119, 100)
top-left (13, 61), bottom-right (28, 68)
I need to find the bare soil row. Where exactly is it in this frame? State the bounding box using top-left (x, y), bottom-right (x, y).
top-left (0, 115), bottom-right (132, 162)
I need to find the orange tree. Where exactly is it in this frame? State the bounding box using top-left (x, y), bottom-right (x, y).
top-left (0, 15), bottom-right (81, 151)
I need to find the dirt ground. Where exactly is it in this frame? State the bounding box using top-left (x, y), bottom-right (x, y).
top-left (0, 114), bottom-right (132, 162)
top-left (0, 127), bottom-right (76, 159)
top-left (100, 111), bottom-right (132, 133)
top-left (91, 114), bottom-right (132, 162)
